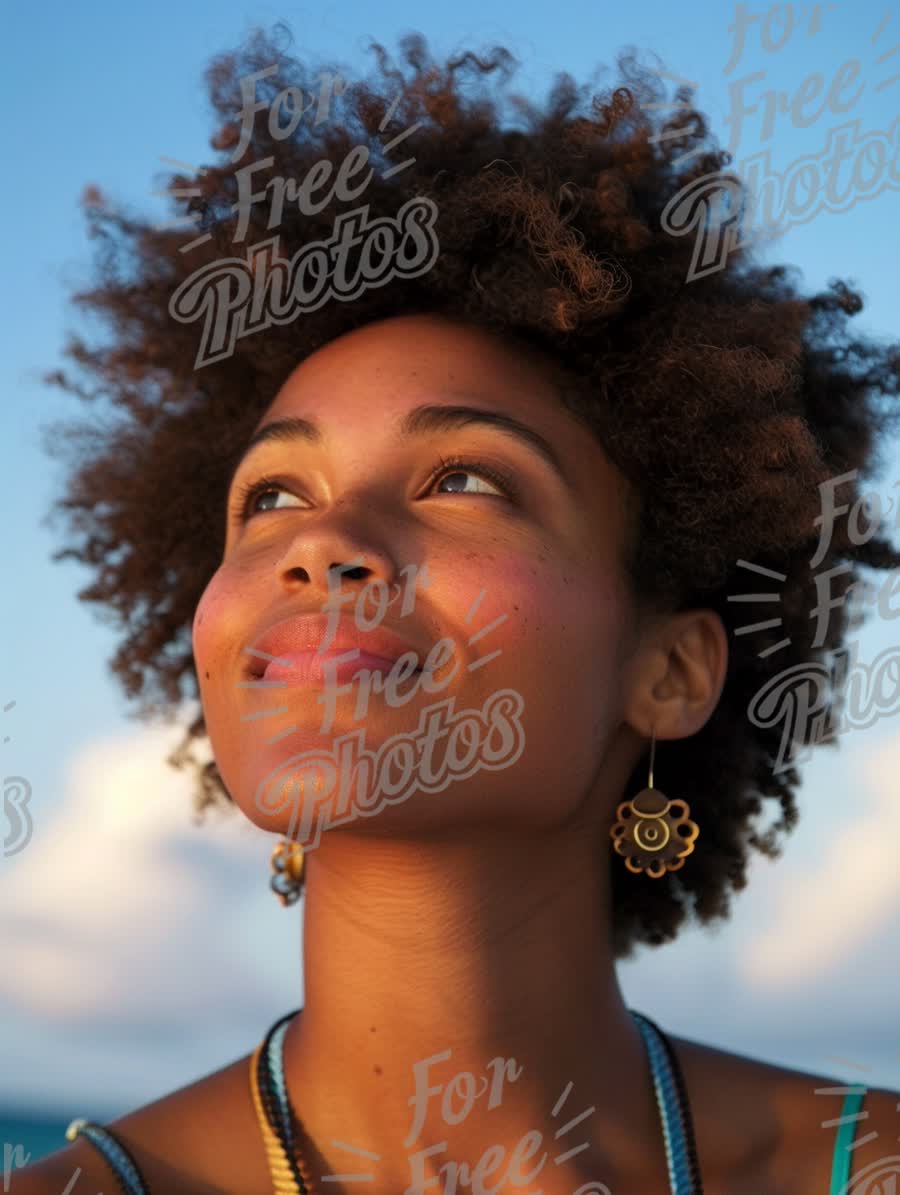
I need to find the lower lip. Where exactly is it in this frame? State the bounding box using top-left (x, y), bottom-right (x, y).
top-left (261, 649), bottom-right (421, 685)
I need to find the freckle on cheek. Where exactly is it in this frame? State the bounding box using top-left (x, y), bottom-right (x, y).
top-left (205, 672), bottom-right (210, 679)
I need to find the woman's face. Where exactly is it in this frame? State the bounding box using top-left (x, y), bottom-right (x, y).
top-left (192, 313), bottom-right (639, 848)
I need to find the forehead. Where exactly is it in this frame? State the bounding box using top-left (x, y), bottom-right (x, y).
top-left (258, 314), bottom-right (596, 466)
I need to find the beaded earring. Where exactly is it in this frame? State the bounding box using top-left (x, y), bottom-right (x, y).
top-left (270, 837), bottom-right (306, 906)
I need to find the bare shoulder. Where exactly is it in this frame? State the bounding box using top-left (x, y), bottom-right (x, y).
top-left (777, 1080), bottom-right (900, 1194)
top-left (10, 1048), bottom-right (270, 1195)
top-left (668, 1030), bottom-right (900, 1194)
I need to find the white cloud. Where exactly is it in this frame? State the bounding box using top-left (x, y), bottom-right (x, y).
top-left (738, 734), bottom-right (900, 990)
top-left (0, 722), bottom-right (283, 1023)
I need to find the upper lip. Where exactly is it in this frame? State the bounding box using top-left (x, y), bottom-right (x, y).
top-left (244, 611), bottom-right (430, 679)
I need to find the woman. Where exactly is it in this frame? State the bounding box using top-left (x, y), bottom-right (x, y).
top-left (20, 24), bottom-right (900, 1195)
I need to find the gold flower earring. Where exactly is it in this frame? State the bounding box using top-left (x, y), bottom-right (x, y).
top-left (610, 731), bottom-right (699, 878)
top-left (269, 838), bottom-right (306, 906)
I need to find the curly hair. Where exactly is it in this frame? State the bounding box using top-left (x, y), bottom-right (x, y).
top-left (41, 23), bottom-right (900, 959)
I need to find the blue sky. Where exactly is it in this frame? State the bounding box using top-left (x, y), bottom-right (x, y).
top-left (2, 0), bottom-right (899, 1123)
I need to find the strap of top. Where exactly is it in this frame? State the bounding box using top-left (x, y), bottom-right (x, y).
top-left (64, 1119), bottom-right (151, 1195)
top-left (829, 1087), bottom-right (867, 1195)
top-left (631, 1011), bottom-right (704, 1194)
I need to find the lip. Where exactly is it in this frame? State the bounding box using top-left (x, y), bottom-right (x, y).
top-left (261, 649), bottom-right (422, 685)
top-left (245, 612), bottom-right (429, 681)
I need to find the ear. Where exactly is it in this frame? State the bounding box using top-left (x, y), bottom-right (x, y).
top-left (621, 608), bottom-right (729, 742)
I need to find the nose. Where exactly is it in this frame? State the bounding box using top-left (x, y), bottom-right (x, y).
top-left (274, 509), bottom-right (400, 612)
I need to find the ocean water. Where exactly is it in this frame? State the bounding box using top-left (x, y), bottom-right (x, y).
top-left (1, 1110), bottom-right (72, 1173)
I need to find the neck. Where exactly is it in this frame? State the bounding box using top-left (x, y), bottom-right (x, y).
top-left (281, 822), bottom-right (670, 1194)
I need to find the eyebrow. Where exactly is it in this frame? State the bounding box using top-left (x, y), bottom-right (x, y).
top-left (227, 402), bottom-right (573, 493)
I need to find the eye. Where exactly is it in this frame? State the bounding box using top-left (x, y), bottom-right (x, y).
top-left (423, 455), bottom-right (519, 501)
top-left (233, 474), bottom-right (304, 522)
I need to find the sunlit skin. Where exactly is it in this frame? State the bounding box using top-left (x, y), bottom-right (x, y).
top-left (189, 312), bottom-right (729, 1192)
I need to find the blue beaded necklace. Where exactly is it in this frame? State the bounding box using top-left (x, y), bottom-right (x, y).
top-left (258, 1007), bottom-right (703, 1195)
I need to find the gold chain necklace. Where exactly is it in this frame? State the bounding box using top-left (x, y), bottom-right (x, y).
top-left (250, 1036), bottom-right (318, 1195)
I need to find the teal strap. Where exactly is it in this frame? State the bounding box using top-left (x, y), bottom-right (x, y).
top-left (630, 1012), bottom-right (698, 1194)
top-left (829, 1087), bottom-right (867, 1195)
top-left (269, 1018), bottom-right (295, 1147)
top-left (65, 1118), bottom-right (151, 1195)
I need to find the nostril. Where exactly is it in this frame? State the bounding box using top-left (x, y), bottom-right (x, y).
top-left (244, 653), bottom-right (266, 680)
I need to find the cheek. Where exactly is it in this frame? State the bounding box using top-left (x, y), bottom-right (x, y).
top-left (444, 545), bottom-right (626, 693)
top-left (493, 563), bottom-right (627, 812)
top-left (190, 572), bottom-right (252, 806)
top-left (192, 570), bottom-right (241, 682)
top-left (498, 559), bottom-right (625, 681)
